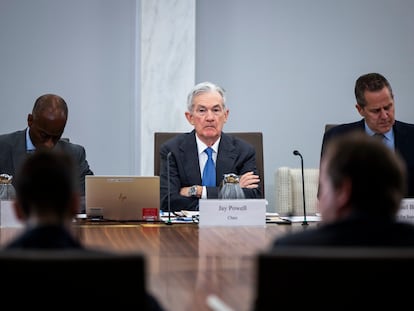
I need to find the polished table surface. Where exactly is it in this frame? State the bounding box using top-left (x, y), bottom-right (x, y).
top-left (0, 221), bottom-right (315, 311)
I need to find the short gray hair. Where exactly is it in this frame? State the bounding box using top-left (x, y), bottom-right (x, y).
top-left (186, 81), bottom-right (226, 112)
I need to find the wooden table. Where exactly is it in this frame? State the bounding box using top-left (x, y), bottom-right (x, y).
top-left (0, 222), bottom-right (312, 311)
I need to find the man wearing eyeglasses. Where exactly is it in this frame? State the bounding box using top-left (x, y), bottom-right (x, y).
top-left (159, 81), bottom-right (262, 212)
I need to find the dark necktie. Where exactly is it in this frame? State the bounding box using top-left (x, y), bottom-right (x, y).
top-left (202, 147), bottom-right (216, 187)
top-left (373, 133), bottom-right (384, 142)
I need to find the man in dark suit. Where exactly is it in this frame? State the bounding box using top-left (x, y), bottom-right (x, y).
top-left (4, 149), bottom-right (165, 311)
top-left (5, 149), bottom-right (82, 248)
top-left (321, 72), bottom-right (414, 197)
top-left (273, 132), bottom-right (414, 246)
top-left (159, 81), bottom-right (261, 211)
top-left (0, 93), bottom-right (93, 212)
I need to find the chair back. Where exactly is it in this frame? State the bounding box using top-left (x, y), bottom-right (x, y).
top-left (154, 132), bottom-right (265, 198)
top-left (253, 247), bottom-right (414, 310)
top-left (275, 166), bottom-right (319, 216)
top-left (0, 249), bottom-right (146, 308)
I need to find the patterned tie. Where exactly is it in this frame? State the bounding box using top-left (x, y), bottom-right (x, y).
top-left (202, 147), bottom-right (216, 186)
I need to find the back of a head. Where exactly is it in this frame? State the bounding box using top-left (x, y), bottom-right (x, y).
top-left (322, 132), bottom-right (406, 215)
top-left (14, 150), bottom-right (77, 217)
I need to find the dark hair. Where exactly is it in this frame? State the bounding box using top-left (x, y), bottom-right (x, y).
top-left (322, 132), bottom-right (406, 215)
top-left (354, 73), bottom-right (393, 107)
top-left (14, 150), bottom-right (77, 217)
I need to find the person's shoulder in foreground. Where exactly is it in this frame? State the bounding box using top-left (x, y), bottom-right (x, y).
top-left (2, 149), bottom-right (166, 311)
top-left (4, 148), bottom-right (83, 249)
top-left (274, 131), bottom-right (414, 247)
top-left (159, 81), bottom-right (261, 212)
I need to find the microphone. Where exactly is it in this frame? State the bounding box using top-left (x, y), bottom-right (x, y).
top-left (166, 151), bottom-right (173, 225)
top-left (293, 150), bottom-right (308, 226)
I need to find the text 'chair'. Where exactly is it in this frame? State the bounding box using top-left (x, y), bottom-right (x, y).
top-left (275, 166), bottom-right (319, 216)
top-left (154, 132), bottom-right (265, 198)
top-left (252, 247), bottom-right (414, 310)
top-left (0, 249), bottom-right (147, 308)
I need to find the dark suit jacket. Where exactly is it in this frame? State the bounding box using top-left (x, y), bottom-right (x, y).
top-left (0, 129), bottom-right (94, 198)
top-left (321, 119), bottom-right (414, 197)
top-left (5, 225), bottom-right (83, 249)
top-left (4, 225), bottom-right (164, 311)
top-left (159, 130), bottom-right (262, 211)
top-left (273, 212), bottom-right (414, 247)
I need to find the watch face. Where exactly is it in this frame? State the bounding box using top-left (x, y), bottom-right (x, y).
top-left (189, 186), bottom-right (197, 197)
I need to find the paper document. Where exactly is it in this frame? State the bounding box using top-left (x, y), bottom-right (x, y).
top-left (280, 215), bottom-right (321, 222)
top-left (160, 210), bottom-right (198, 223)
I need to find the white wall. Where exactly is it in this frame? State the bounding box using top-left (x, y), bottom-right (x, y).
top-left (0, 0), bottom-right (138, 174)
top-left (196, 0), bottom-right (414, 211)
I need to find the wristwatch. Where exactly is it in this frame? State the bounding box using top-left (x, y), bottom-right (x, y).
top-left (188, 185), bottom-right (198, 197)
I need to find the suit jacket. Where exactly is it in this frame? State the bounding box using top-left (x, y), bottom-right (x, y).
top-left (4, 224), bottom-right (165, 311)
top-left (273, 212), bottom-right (414, 247)
top-left (0, 129), bottom-right (94, 198)
top-left (159, 130), bottom-right (262, 211)
top-left (4, 225), bottom-right (83, 249)
top-left (321, 119), bottom-right (414, 197)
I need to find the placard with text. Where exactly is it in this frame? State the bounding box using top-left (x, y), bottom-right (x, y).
top-left (198, 199), bottom-right (266, 227)
top-left (397, 198), bottom-right (414, 223)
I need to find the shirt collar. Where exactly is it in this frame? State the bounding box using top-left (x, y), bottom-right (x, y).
top-left (26, 127), bottom-right (36, 152)
top-left (364, 122), bottom-right (393, 142)
top-left (195, 134), bottom-right (220, 155)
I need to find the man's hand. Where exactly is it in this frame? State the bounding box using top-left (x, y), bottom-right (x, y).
top-left (239, 171), bottom-right (260, 188)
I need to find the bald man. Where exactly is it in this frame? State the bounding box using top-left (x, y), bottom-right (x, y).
top-left (0, 94), bottom-right (93, 213)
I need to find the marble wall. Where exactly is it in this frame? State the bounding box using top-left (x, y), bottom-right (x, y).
top-left (141, 0), bottom-right (195, 175)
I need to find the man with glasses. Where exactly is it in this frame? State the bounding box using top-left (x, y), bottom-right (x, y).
top-left (159, 81), bottom-right (261, 211)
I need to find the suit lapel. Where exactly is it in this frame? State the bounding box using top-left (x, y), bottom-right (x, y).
top-left (180, 132), bottom-right (202, 184)
top-left (12, 130), bottom-right (29, 173)
top-left (216, 133), bottom-right (237, 183)
top-left (394, 121), bottom-right (409, 153)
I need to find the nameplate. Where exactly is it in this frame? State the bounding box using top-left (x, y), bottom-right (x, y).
top-left (198, 199), bottom-right (266, 227)
top-left (397, 198), bottom-right (414, 223)
top-left (0, 200), bottom-right (23, 228)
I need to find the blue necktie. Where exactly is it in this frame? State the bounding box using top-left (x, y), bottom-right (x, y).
top-left (202, 147), bottom-right (216, 186)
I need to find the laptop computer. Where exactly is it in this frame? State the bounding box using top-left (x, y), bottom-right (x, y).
top-left (85, 175), bottom-right (160, 221)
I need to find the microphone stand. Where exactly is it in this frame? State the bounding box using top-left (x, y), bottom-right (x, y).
top-left (293, 150), bottom-right (308, 226)
top-left (166, 152), bottom-right (172, 225)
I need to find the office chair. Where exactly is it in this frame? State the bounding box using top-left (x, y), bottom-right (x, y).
top-left (253, 247), bottom-right (414, 310)
top-left (0, 249), bottom-right (147, 308)
top-left (275, 166), bottom-right (319, 216)
top-left (154, 132), bottom-right (265, 198)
